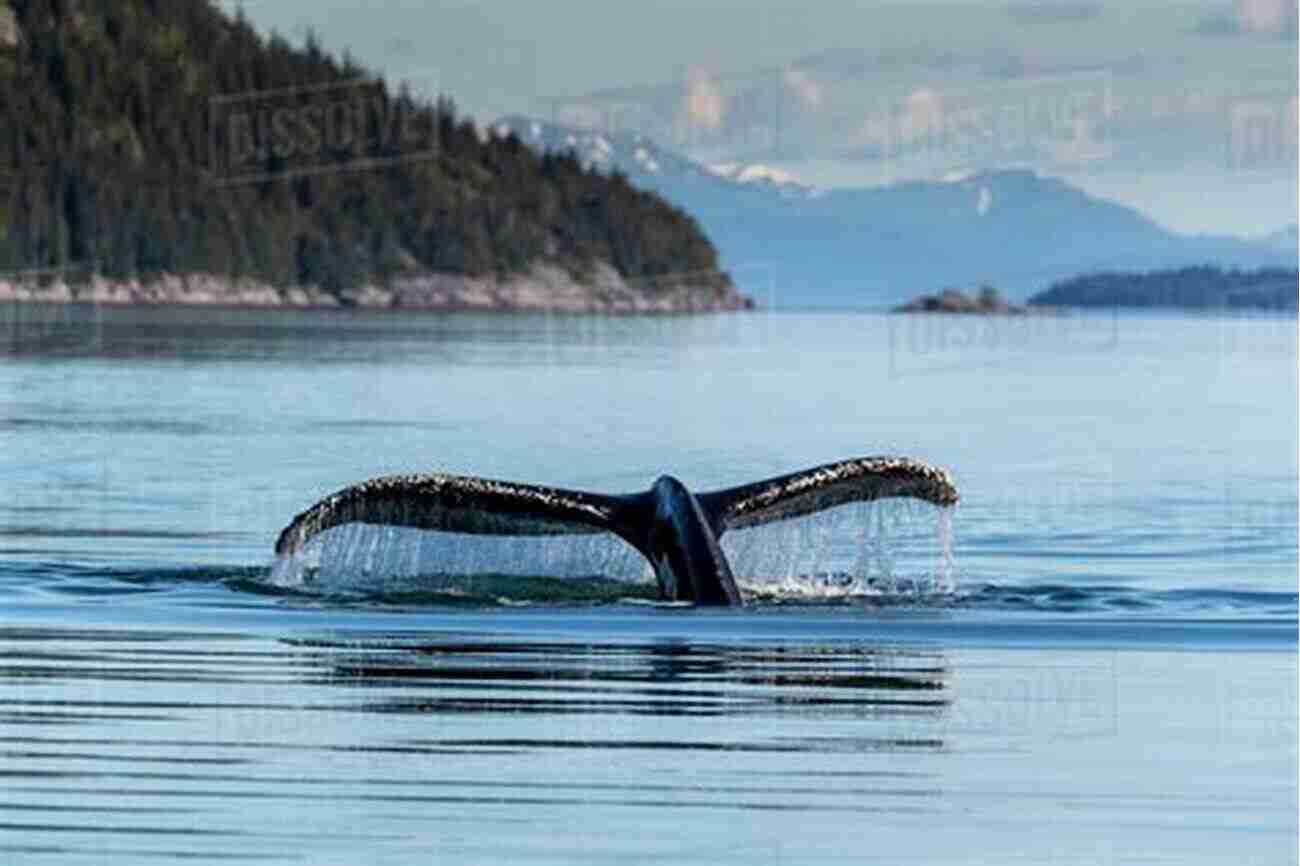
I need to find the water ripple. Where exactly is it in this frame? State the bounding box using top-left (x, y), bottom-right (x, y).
top-left (0, 625), bottom-right (952, 861)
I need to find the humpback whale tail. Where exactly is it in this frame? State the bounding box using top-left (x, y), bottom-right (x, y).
top-left (273, 457), bottom-right (958, 606)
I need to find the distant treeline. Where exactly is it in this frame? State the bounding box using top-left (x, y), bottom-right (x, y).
top-left (1029, 266), bottom-right (1298, 310)
top-left (0, 0), bottom-right (727, 295)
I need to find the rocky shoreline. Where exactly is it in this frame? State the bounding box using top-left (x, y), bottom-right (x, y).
top-left (0, 262), bottom-right (754, 314)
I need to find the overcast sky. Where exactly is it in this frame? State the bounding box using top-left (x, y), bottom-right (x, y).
top-left (224, 1), bottom-right (964, 115)
top-left (221, 1), bottom-right (1298, 234)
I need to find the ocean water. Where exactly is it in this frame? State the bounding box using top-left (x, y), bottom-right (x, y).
top-left (0, 303), bottom-right (1295, 864)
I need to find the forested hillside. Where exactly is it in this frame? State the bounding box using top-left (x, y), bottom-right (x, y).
top-left (0, 0), bottom-right (736, 307)
top-left (1028, 267), bottom-right (1298, 310)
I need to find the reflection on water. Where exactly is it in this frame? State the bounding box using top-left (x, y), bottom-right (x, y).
top-left (312, 635), bottom-right (949, 727)
top-left (0, 626), bottom-right (949, 863)
top-left (2, 621), bottom-right (1292, 864)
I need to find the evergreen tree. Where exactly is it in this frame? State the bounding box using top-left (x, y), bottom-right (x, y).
top-left (0, 0), bottom-right (732, 299)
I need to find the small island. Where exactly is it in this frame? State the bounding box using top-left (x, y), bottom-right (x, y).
top-left (893, 285), bottom-right (1031, 315)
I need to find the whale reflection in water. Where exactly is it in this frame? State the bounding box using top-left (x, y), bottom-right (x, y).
top-left (272, 456), bottom-right (959, 606)
top-left (313, 633), bottom-right (952, 735)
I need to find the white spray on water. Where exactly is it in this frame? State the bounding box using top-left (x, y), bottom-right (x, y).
top-left (268, 499), bottom-right (958, 602)
top-left (721, 498), bottom-right (956, 602)
top-left (270, 522), bottom-right (653, 597)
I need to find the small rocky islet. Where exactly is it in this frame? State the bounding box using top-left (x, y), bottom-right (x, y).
top-left (893, 286), bottom-right (1035, 315)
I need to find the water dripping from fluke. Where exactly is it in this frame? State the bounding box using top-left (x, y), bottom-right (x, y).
top-left (266, 457), bottom-right (960, 607)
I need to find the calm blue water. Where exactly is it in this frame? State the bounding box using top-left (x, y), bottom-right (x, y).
top-left (0, 304), bottom-right (1295, 864)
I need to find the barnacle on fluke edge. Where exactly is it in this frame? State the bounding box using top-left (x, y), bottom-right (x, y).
top-left (275, 457), bottom-right (959, 606)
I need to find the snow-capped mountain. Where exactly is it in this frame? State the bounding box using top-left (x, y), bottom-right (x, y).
top-left (704, 162), bottom-right (820, 199)
top-left (493, 115), bottom-right (815, 197)
top-left (495, 115), bottom-right (1295, 308)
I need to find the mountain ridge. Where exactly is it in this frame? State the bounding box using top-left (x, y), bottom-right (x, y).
top-left (496, 115), bottom-right (1296, 308)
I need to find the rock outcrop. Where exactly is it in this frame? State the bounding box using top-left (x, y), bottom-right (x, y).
top-left (893, 286), bottom-right (1032, 315)
top-left (0, 7), bottom-right (19, 49)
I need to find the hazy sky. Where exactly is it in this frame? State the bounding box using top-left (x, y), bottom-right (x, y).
top-left (222, 1), bottom-right (1298, 234)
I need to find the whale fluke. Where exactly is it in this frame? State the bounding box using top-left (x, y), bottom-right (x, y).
top-left (274, 474), bottom-right (634, 556)
top-left (699, 457), bottom-right (959, 533)
top-left (274, 457), bottom-right (958, 606)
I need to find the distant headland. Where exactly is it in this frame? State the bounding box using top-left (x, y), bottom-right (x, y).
top-left (895, 267), bottom-right (1297, 314)
top-left (0, 0), bottom-right (748, 314)
top-left (1026, 266), bottom-right (1297, 311)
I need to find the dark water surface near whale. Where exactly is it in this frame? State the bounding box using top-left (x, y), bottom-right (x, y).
top-left (0, 304), bottom-right (1295, 864)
